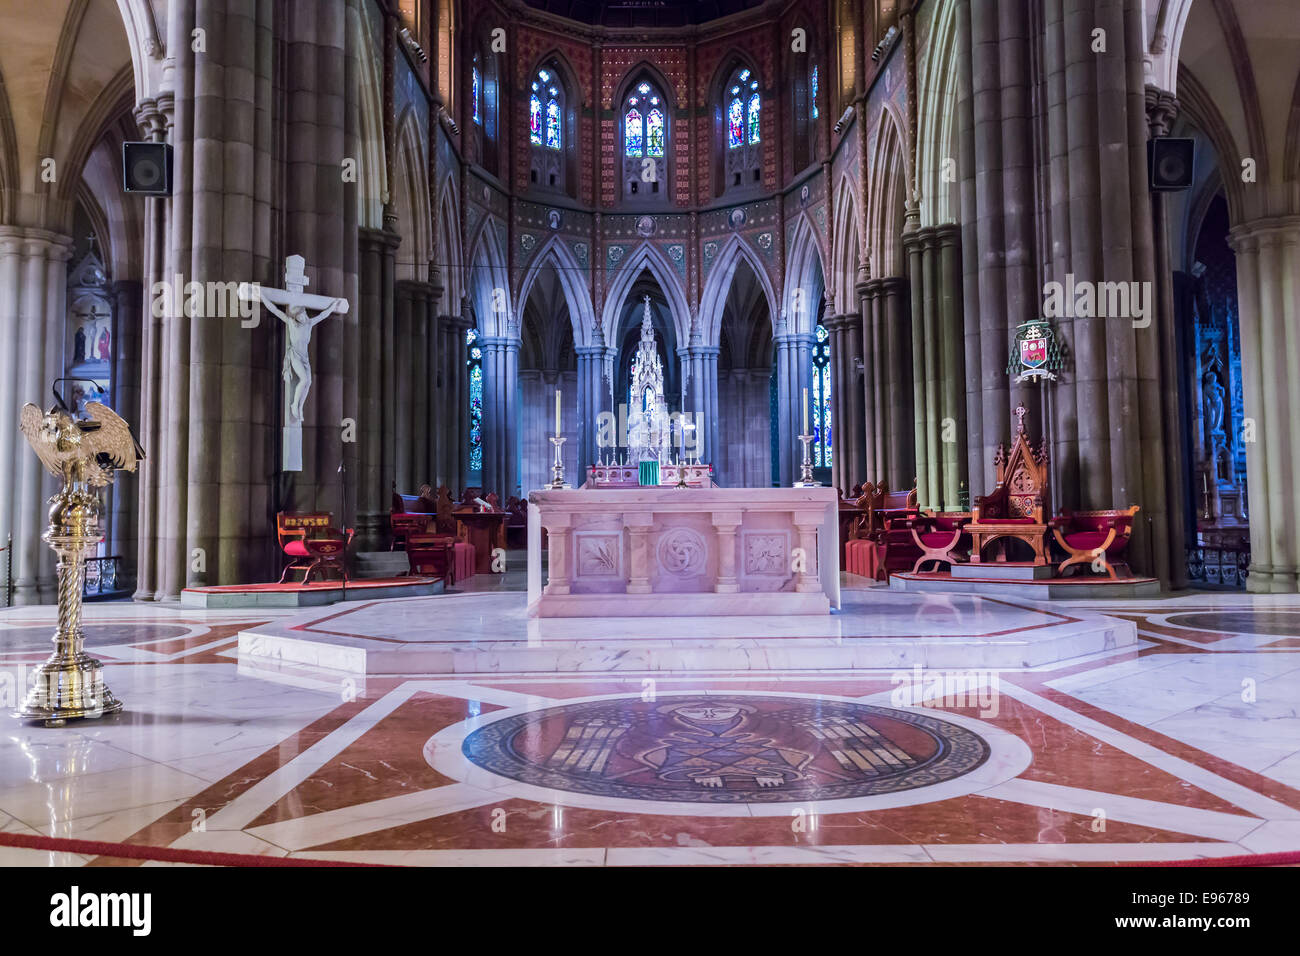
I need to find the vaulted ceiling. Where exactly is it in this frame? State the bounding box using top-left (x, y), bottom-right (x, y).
top-left (520, 0), bottom-right (767, 28)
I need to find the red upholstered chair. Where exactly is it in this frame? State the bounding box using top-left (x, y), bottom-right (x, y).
top-left (1050, 506), bottom-right (1140, 579)
top-left (277, 512), bottom-right (353, 584)
top-left (907, 511), bottom-right (973, 573)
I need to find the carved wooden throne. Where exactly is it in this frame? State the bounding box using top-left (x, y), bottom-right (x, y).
top-left (968, 405), bottom-right (1051, 565)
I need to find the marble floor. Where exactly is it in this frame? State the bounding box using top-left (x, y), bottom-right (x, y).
top-left (1, 587), bottom-right (1299, 866)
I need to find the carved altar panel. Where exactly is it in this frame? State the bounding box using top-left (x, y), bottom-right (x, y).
top-left (575, 531), bottom-right (622, 578)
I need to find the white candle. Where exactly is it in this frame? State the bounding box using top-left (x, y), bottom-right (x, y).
top-left (555, 389), bottom-right (561, 437)
top-left (802, 387), bottom-right (809, 434)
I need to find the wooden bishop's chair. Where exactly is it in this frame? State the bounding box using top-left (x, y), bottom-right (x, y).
top-left (1050, 506), bottom-right (1140, 579)
top-left (277, 512), bottom-right (353, 584)
top-left (967, 405), bottom-right (1051, 565)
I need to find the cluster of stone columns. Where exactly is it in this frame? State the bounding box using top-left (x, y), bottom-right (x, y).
top-left (0, 227), bottom-right (74, 603)
top-left (681, 343), bottom-right (721, 467)
top-left (823, 312), bottom-right (864, 493)
top-left (477, 333), bottom-right (520, 498)
top-left (133, 0), bottom-right (360, 600)
top-left (904, 225), bottom-right (966, 511)
top-left (951, 0), bottom-right (1178, 581)
top-left (858, 277), bottom-right (913, 492)
top-left (773, 330), bottom-right (813, 485)
top-left (437, 309), bottom-right (472, 490)
top-left (575, 343), bottom-right (612, 478)
top-left (1228, 217), bottom-right (1300, 592)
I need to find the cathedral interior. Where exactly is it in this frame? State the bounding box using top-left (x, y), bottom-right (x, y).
top-left (1, 0), bottom-right (1299, 882)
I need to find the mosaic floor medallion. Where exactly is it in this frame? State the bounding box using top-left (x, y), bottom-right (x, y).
top-left (1166, 610), bottom-right (1300, 637)
top-left (462, 695), bottom-right (991, 803)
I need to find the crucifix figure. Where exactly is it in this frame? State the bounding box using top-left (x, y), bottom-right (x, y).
top-left (1015, 403), bottom-right (1028, 434)
top-left (238, 254), bottom-right (350, 471)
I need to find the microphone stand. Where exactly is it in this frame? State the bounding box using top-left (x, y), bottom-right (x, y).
top-left (338, 458), bottom-right (348, 601)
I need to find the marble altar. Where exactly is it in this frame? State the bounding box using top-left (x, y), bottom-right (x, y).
top-left (527, 487), bottom-right (840, 617)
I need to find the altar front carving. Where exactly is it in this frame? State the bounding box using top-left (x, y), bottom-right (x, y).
top-left (527, 487), bottom-right (839, 617)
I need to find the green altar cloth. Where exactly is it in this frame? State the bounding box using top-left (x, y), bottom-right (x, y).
top-left (638, 460), bottom-right (660, 486)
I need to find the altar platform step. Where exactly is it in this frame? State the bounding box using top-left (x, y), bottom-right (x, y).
top-left (181, 576), bottom-right (443, 609)
top-left (889, 570), bottom-right (1161, 600)
top-left (353, 551), bottom-right (411, 579)
top-left (235, 589), bottom-right (1137, 676)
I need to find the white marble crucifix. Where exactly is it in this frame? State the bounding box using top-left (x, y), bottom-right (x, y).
top-left (238, 254), bottom-right (350, 471)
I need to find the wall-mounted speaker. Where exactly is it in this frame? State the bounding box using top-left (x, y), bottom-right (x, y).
top-left (1148, 137), bottom-right (1195, 191)
top-left (122, 142), bottom-right (173, 195)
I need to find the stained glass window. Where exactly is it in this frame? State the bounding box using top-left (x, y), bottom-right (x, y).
top-left (727, 97), bottom-right (744, 148)
top-left (625, 107), bottom-right (643, 156)
top-left (725, 69), bottom-right (760, 150)
top-left (529, 92), bottom-right (541, 144)
top-left (546, 98), bottom-right (561, 150)
top-left (467, 328), bottom-right (483, 474)
top-left (646, 108), bottom-right (664, 157)
top-left (811, 65), bottom-right (819, 119)
top-left (472, 67), bottom-right (481, 125)
top-left (812, 323), bottom-right (832, 467)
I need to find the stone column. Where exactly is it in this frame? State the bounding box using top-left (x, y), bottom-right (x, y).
top-left (0, 228), bottom-right (73, 604)
top-left (711, 511), bottom-right (741, 592)
top-left (625, 513), bottom-right (654, 593)
top-left (859, 279), bottom-right (883, 482)
top-left (880, 277), bottom-right (914, 491)
top-left (1228, 217), bottom-right (1300, 592)
top-left (793, 512), bottom-right (821, 592)
top-left (356, 228), bottom-right (400, 549)
top-left (903, 226), bottom-right (967, 511)
top-left (477, 333), bottom-right (520, 497)
top-left (576, 345), bottom-right (605, 478)
top-left (542, 515), bottom-right (571, 594)
top-left (774, 332), bottom-right (794, 484)
top-left (109, 279), bottom-right (143, 587)
top-left (130, 95), bottom-right (172, 601)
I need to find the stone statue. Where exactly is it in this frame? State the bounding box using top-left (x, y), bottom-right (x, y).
top-left (1203, 369), bottom-right (1226, 437)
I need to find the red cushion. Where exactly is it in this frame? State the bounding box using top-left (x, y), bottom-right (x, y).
top-left (918, 531), bottom-right (958, 548)
top-left (1061, 531), bottom-right (1110, 551)
top-left (283, 540), bottom-right (309, 557)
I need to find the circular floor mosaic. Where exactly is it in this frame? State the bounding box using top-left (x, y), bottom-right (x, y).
top-left (1166, 610), bottom-right (1300, 637)
top-left (462, 695), bottom-right (990, 803)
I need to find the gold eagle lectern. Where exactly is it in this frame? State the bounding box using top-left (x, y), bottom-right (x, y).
top-left (16, 401), bottom-right (143, 725)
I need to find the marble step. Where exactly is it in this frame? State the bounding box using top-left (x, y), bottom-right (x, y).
top-left (353, 551), bottom-right (410, 578)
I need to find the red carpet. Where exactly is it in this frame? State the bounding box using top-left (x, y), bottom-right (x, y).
top-left (184, 577), bottom-right (433, 594)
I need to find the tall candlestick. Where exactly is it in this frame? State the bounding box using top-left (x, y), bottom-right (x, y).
top-left (802, 387), bottom-right (809, 434)
top-left (554, 389), bottom-right (561, 437)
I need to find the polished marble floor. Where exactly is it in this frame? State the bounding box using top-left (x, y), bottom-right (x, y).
top-left (2, 587), bottom-right (1299, 866)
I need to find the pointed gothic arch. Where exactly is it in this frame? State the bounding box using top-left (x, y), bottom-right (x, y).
top-left (699, 234), bottom-right (778, 347)
top-left (865, 107), bottom-right (908, 278)
top-left (782, 215), bottom-right (828, 334)
top-left (516, 235), bottom-right (596, 348)
top-left (392, 108), bottom-right (432, 282)
top-left (599, 242), bottom-right (691, 347)
top-left (466, 217), bottom-right (512, 336)
top-left (830, 176), bottom-right (862, 314)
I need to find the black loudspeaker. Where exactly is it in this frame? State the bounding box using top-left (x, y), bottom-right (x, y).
top-left (122, 142), bottom-right (173, 195)
top-left (1148, 137), bottom-right (1195, 191)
